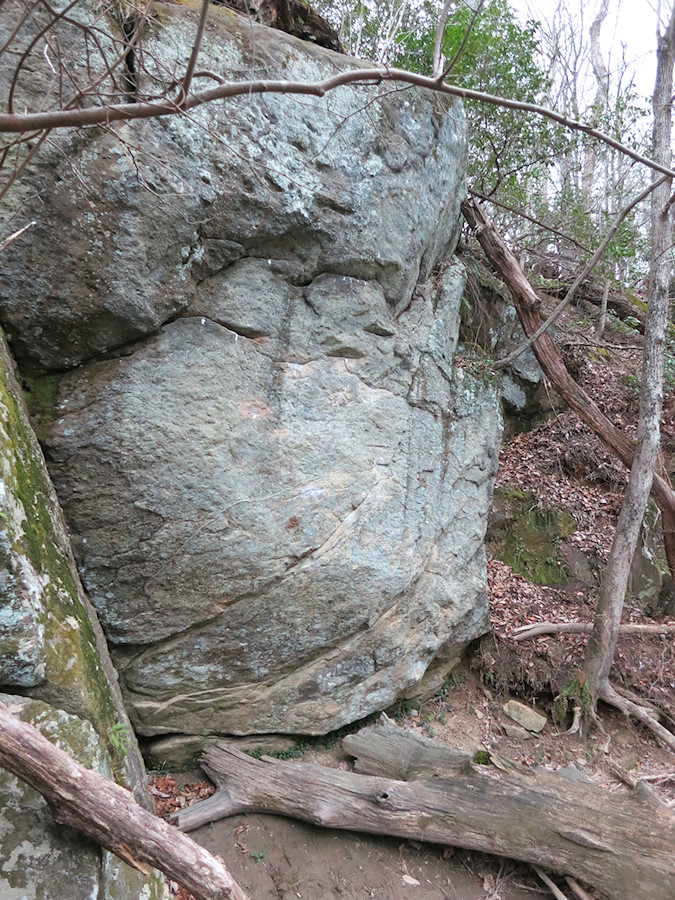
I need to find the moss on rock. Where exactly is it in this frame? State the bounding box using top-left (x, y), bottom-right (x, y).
top-left (488, 485), bottom-right (577, 586)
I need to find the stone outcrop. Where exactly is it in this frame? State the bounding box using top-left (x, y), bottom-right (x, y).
top-left (0, 335), bottom-right (164, 896)
top-left (2, 3), bottom-right (502, 744)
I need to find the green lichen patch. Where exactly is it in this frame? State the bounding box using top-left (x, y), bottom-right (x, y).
top-left (24, 373), bottom-right (63, 442)
top-left (0, 334), bottom-right (128, 777)
top-left (488, 485), bottom-right (577, 586)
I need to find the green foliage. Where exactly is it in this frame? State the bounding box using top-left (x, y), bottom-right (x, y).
top-left (390, 697), bottom-right (414, 723)
top-left (393, 0), bottom-right (562, 203)
top-left (149, 760), bottom-right (169, 777)
top-left (473, 749), bottom-right (490, 765)
top-left (109, 722), bottom-right (132, 758)
top-left (246, 743), bottom-right (308, 760)
top-left (250, 852), bottom-right (266, 864)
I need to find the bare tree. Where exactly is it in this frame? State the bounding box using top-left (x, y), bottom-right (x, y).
top-left (583, 0), bottom-right (675, 737)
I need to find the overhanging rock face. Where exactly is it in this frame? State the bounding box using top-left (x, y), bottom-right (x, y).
top-left (2, 4), bottom-right (502, 737)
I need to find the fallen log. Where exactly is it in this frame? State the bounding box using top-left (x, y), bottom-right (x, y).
top-left (173, 722), bottom-right (675, 900)
top-left (0, 701), bottom-right (248, 900)
top-left (461, 197), bottom-right (675, 579)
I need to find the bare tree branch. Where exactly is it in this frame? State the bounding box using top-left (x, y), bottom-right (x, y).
top-left (177, 0), bottom-right (210, 106)
top-left (1, 65), bottom-right (675, 183)
top-left (0, 219), bottom-right (35, 252)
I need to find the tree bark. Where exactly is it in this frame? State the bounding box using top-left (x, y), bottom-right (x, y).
top-left (584, 4), bottom-right (675, 706)
top-left (172, 723), bottom-right (675, 900)
top-left (461, 197), bottom-right (675, 579)
top-left (0, 701), bottom-right (249, 900)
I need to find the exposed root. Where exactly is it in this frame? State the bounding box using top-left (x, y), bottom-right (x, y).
top-left (599, 683), bottom-right (675, 753)
top-left (556, 702), bottom-right (582, 737)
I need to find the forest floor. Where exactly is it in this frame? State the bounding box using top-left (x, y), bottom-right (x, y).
top-left (149, 294), bottom-right (675, 900)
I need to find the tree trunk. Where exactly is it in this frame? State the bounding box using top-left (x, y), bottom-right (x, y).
top-left (584, 5), bottom-right (675, 705)
top-left (461, 197), bottom-right (675, 579)
top-left (0, 701), bottom-right (249, 900)
top-left (172, 723), bottom-right (675, 900)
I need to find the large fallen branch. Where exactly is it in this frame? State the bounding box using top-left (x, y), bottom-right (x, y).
top-left (510, 622), bottom-right (675, 641)
top-left (173, 722), bottom-right (675, 900)
top-left (0, 701), bottom-right (248, 900)
top-left (461, 198), bottom-right (675, 579)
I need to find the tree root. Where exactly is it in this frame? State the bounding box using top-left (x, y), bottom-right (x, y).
top-left (510, 622), bottom-right (675, 641)
top-left (598, 683), bottom-right (675, 752)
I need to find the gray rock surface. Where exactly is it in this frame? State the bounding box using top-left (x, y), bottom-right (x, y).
top-left (0, 331), bottom-right (152, 811)
top-left (0, 694), bottom-right (165, 900)
top-left (3, 2), bottom-right (502, 740)
top-left (0, 3), bottom-right (466, 374)
top-left (44, 260), bottom-right (501, 737)
top-left (502, 699), bottom-right (547, 733)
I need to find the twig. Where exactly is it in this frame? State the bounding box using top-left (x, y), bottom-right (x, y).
top-left (0, 219), bottom-right (35, 252)
top-left (564, 877), bottom-right (593, 900)
top-left (469, 187), bottom-right (591, 253)
top-left (532, 865), bottom-right (570, 900)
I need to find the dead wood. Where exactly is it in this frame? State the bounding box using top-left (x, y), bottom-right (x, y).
top-left (0, 701), bottom-right (248, 900)
top-left (174, 721), bottom-right (675, 900)
top-left (461, 197), bottom-right (675, 579)
top-left (510, 622), bottom-right (675, 640)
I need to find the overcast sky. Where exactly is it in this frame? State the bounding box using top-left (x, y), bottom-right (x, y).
top-left (510, 0), bottom-right (660, 100)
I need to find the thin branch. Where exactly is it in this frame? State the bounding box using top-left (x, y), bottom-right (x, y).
top-left (532, 866), bottom-right (570, 900)
top-left (468, 187), bottom-right (592, 253)
top-left (510, 621), bottom-right (675, 641)
top-left (564, 877), bottom-right (595, 900)
top-left (440, 0), bottom-right (486, 82)
top-left (493, 174), bottom-right (668, 370)
top-left (177, 0), bottom-right (210, 106)
top-left (432, 0), bottom-right (453, 78)
top-left (0, 219), bottom-right (36, 252)
top-left (1, 66), bottom-right (675, 183)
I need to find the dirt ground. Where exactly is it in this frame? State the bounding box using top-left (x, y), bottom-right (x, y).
top-left (192, 810), bottom-right (540, 900)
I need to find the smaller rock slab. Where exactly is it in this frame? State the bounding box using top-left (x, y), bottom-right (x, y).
top-left (502, 699), bottom-right (547, 733)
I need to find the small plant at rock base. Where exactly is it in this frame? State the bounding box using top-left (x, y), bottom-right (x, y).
top-left (250, 852), bottom-right (266, 864)
top-left (473, 750), bottom-right (490, 765)
top-left (390, 698), bottom-right (414, 724)
top-left (552, 672), bottom-right (591, 724)
top-left (109, 722), bottom-right (133, 758)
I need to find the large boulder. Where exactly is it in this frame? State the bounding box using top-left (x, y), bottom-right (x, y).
top-left (2, 2), bottom-right (502, 741)
top-left (41, 261), bottom-right (501, 737)
top-left (0, 2), bottom-right (466, 374)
